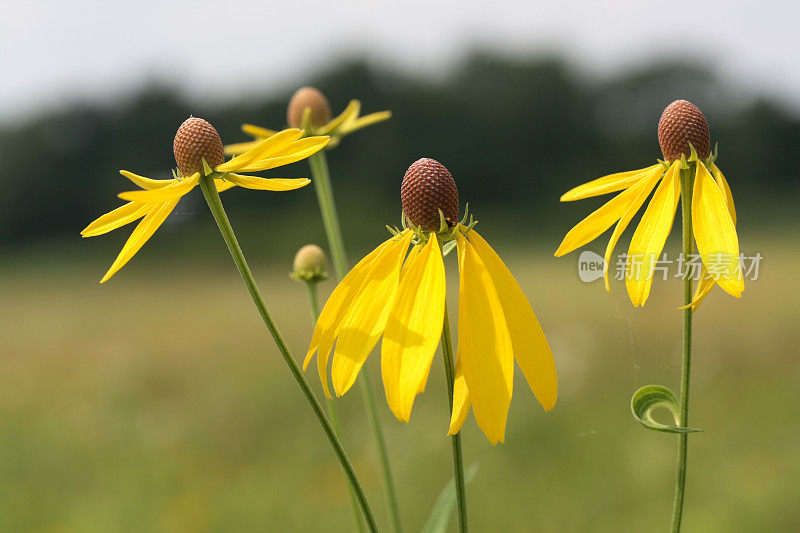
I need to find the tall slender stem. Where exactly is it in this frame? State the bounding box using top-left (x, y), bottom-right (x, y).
top-left (359, 368), bottom-right (402, 532)
top-left (671, 165), bottom-right (694, 532)
top-left (305, 282), bottom-right (365, 533)
top-left (308, 152), bottom-right (348, 278)
top-left (198, 175), bottom-right (378, 533)
top-left (440, 303), bottom-right (468, 532)
top-left (308, 150), bottom-right (404, 533)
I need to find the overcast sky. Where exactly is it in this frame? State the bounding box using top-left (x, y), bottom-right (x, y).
top-left (2, 0), bottom-right (799, 122)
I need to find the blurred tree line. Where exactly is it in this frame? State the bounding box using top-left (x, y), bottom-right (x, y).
top-left (1, 53), bottom-right (797, 253)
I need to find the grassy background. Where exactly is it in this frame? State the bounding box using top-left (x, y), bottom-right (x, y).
top-left (1, 221), bottom-right (798, 532)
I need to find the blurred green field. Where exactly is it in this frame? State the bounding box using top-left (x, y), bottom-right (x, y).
top-left (1, 226), bottom-right (798, 532)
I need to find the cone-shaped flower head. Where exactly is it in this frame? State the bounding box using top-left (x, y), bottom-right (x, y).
top-left (657, 100), bottom-right (711, 162)
top-left (173, 117), bottom-right (225, 175)
top-left (287, 87), bottom-right (333, 130)
top-left (291, 244), bottom-right (329, 283)
top-left (83, 117), bottom-right (330, 282)
top-left (304, 157), bottom-right (557, 445)
top-left (224, 87), bottom-right (391, 155)
top-left (401, 158), bottom-right (460, 231)
top-left (555, 99), bottom-right (742, 310)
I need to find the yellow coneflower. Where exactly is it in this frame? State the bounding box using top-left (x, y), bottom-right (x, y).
top-left (303, 158), bottom-right (557, 445)
top-left (555, 100), bottom-right (743, 309)
top-left (82, 117), bottom-right (328, 282)
top-left (224, 86), bottom-right (391, 154)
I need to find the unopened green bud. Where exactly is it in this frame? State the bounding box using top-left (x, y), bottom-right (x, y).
top-left (291, 244), bottom-right (329, 283)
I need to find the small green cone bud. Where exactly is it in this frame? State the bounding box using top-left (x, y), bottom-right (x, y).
top-left (657, 100), bottom-right (711, 162)
top-left (287, 87), bottom-right (332, 129)
top-left (173, 117), bottom-right (225, 175)
top-left (291, 244), bottom-right (329, 283)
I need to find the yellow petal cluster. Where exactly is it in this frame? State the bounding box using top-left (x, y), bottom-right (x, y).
top-left (556, 159), bottom-right (743, 309)
top-left (305, 226), bottom-right (557, 445)
top-left (82, 129), bottom-right (328, 282)
top-left (225, 100), bottom-right (391, 156)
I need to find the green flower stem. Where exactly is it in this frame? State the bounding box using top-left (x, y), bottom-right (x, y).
top-left (308, 152), bottom-right (348, 278)
top-left (671, 165), bottom-right (695, 532)
top-left (308, 150), bottom-right (404, 533)
top-left (198, 175), bottom-right (378, 533)
top-left (305, 282), bottom-right (366, 533)
top-left (440, 303), bottom-right (468, 533)
top-left (358, 369), bottom-right (402, 532)
top-left (305, 281), bottom-right (321, 328)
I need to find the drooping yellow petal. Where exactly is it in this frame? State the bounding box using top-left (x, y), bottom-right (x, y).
top-left (119, 170), bottom-right (173, 190)
top-left (403, 244), bottom-right (428, 395)
top-left (215, 129), bottom-right (304, 172)
top-left (99, 200), bottom-right (179, 283)
top-left (118, 173), bottom-right (199, 202)
top-left (448, 355), bottom-right (471, 436)
top-left (270, 136), bottom-right (331, 157)
top-left (602, 164), bottom-right (669, 290)
top-left (305, 231), bottom-right (411, 397)
top-left (339, 110), bottom-right (392, 135)
top-left (241, 124), bottom-right (276, 139)
top-left (258, 131), bottom-right (322, 160)
top-left (319, 100), bottom-right (361, 135)
top-left (223, 174), bottom-right (310, 191)
top-left (82, 201), bottom-right (151, 238)
top-left (401, 244), bottom-right (421, 274)
top-left (416, 357), bottom-right (433, 394)
top-left (710, 164), bottom-right (736, 224)
top-left (679, 163), bottom-right (739, 311)
top-left (692, 161), bottom-right (743, 297)
top-left (560, 164), bottom-right (661, 202)
top-left (468, 231), bottom-right (557, 411)
top-left (331, 232), bottom-right (412, 396)
top-left (215, 178), bottom-right (236, 193)
top-left (381, 237), bottom-right (446, 422)
top-left (223, 140), bottom-right (260, 156)
top-left (678, 266), bottom-right (716, 311)
top-left (625, 162), bottom-right (681, 306)
top-left (455, 231), bottom-right (513, 445)
top-left (555, 173), bottom-right (658, 257)
top-left (237, 136), bottom-right (330, 173)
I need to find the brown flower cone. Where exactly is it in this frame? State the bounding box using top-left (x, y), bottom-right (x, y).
top-left (173, 117), bottom-right (225, 175)
top-left (401, 158), bottom-right (459, 231)
top-left (658, 100), bottom-right (711, 161)
top-left (287, 87), bottom-right (332, 129)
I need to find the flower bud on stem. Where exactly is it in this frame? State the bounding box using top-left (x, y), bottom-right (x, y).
top-left (197, 174), bottom-right (378, 532)
top-left (292, 248), bottom-right (365, 533)
top-left (306, 146), bottom-right (404, 533)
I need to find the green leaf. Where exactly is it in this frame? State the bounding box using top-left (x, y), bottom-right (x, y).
top-left (630, 385), bottom-right (701, 434)
top-left (201, 157), bottom-right (214, 176)
top-left (421, 464), bottom-right (478, 533)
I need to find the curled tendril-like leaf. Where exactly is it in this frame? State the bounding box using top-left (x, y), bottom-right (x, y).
top-left (630, 385), bottom-right (701, 434)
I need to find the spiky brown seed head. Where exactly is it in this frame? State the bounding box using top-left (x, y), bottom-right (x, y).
top-left (173, 117), bottom-right (225, 175)
top-left (657, 100), bottom-right (711, 162)
top-left (287, 87), bottom-right (332, 129)
top-left (401, 158), bottom-right (459, 232)
top-left (291, 244), bottom-right (328, 283)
